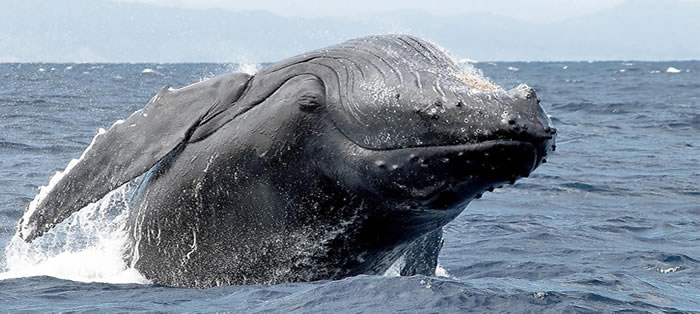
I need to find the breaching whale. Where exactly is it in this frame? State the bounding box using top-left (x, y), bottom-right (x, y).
top-left (17, 35), bottom-right (556, 287)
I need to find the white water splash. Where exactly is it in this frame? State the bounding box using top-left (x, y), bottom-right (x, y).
top-left (435, 264), bottom-right (449, 277)
top-left (19, 128), bottom-right (107, 238)
top-left (1, 184), bottom-right (149, 284)
top-left (220, 52), bottom-right (262, 76)
top-left (454, 62), bottom-right (502, 91)
top-left (435, 43), bottom-right (500, 91)
top-left (458, 58), bottom-right (479, 64)
top-left (666, 67), bottom-right (682, 73)
top-left (197, 62), bottom-right (260, 83)
top-left (383, 255), bottom-right (406, 277)
top-left (236, 63), bottom-right (261, 75)
top-left (141, 68), bottom-right (163, 75)
top-left (382, 255), bottom-right (450, 278)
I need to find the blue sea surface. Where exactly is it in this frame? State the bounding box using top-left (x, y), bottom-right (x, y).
top-left (0, 61), bottom-right (698, 312)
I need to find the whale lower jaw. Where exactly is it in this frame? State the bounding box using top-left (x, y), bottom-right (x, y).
top-left (363, 139), bottom-right (548, 210)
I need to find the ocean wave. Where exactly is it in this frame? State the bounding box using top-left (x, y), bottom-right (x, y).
top-left (450, 261), bottom-right (575, 280)
top-left (550, 101), bottom-right (649, 114)
top-left (0, 141), bottom-right (34, 151)
top-left (590, 224), bottom-right (654, 233)
top-left (140, 68), bottom-right (163, 75)
top-left (557, 182), bottom-right (616, 194)
top-left (569, 278), bottom-right (626, 288)
top-left (0, 275), bottom-right (685, 312)
top-left (657, 253), bottom-right (698, 264)
top-left (666, 67), bottom-right (682, 73)
top-left (0, 142), bottom-right (82, 154)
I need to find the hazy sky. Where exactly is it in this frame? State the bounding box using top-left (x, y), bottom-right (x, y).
top-left (2, 0), bottom-right (699, 62)
top-left (117, 0), bottom-right (700, 22)
top-left (118, 0), bottom-right (627, 22)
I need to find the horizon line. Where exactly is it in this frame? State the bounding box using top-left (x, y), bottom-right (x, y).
top-left (2, 59), bottom-right (699, 65)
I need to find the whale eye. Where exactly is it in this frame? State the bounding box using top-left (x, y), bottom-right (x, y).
top-left (298, 92), bottom-right (325, 112)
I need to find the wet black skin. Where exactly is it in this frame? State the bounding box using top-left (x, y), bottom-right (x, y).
top-left (18, 35), bottom-right (555, 287)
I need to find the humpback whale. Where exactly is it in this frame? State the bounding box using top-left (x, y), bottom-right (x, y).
top-left (18, 35), bottom-right (556, 287)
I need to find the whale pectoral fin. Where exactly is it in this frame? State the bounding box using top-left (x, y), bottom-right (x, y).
top-left (400, 228), bottom-right (444, 276)
top-left (18, 73), bottom-right (252, 242)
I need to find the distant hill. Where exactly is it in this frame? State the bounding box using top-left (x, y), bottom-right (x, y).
top-left (1, 0), bottom-right (698, 62)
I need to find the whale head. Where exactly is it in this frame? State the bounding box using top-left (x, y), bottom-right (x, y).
top-left (329, 83), bottom-right (555, 213)
top-left (283, 36), bottom-right (557, 227)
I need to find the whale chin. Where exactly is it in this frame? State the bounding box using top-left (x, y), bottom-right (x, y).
top-left (360, 134), bottom-right (553, 208)
top-left (415, 140), bottom-right (542, 208)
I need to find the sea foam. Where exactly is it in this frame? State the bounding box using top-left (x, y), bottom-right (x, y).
top-left (666, 67), bottom-right (682, 73)
top-left (2, 183), bottom-right (148, 284)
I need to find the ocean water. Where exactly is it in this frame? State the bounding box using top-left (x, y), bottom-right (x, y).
top-left (0, 61), bottom-right (698, 312)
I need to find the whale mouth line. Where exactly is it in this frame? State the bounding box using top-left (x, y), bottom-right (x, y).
top-left (359, 139), bottom-right (547, 157)
top-left (337, 123), bottom-right (553, 154)
top-left (386, 139), bottom-right (541, 153)
top-left (358, 138), bottom-right (547, 209)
